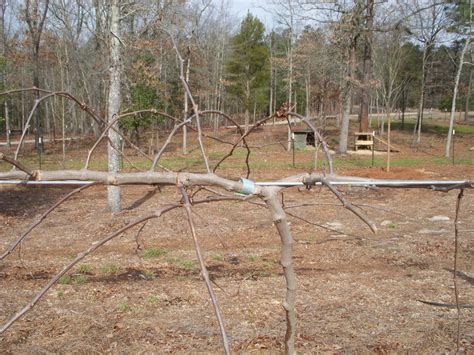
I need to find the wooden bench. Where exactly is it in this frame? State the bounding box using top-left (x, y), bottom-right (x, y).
top-left (354, 132), bottom-right (374, 151)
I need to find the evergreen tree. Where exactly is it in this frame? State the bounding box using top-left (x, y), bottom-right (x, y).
top-left (226, 14), bottom-right (269, 131)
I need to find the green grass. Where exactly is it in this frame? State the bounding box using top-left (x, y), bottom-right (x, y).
top-left (100, 263), bottom-right (122, 275)
top-left (143, 248), bottom-right (167, 260)
top-left (4, 149), bottom-right (470, 176)
top-left (329, 155), bottom-right (472, 170)
top-left (180, 259), bottom-right (195, 269)
top-left (146, 295), bottom-right (159, 304)
top-left (211, 255), bottom-right (223, 262)
top-left (2, 115), bottom-right (471, 175)
top-left (166, 256), bottom-right (195, 269)
top-left (58, 274), bottom-right (88, 285)
top-left (143, 270), bottom-right (156, 280)
top-left (117, 302), bottom-right (131, 312)
top-left (390, 119), bottom-right (474, 134)
top-left (76, 264), bottom-right (93, 274)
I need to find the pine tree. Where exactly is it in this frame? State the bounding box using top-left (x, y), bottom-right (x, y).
top-left (226, 14), bottom-right (269, 132)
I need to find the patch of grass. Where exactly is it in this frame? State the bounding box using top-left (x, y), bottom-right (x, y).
top-left (101, 264), bottom-right (122, 275)
top-left (388, 223), bottom-right (397, 229)
top-left (57, 291), bottom-right (65, 299)
top-left (146, 295), bottom-right (159, 304)
top-left (58, 274), bottom-right (88, 285)
top-left (256, 271), bottom-right (272, 278)
top-left (76, 264), bottom-right (93, 274)
top-left (143, 270), bottom-right (156, 280)
top-left (247, 255), bottom-right (258, 262)
top-left (58, 275), bottom-right (72, 285)
top-left (160, 156), bottom-right (202, 170)
top-left (330, 154), bottom-right (472, 170)
top-left (391, 119), bottom-right (474, 134)
top-left (181, 259), bottom-right (195, 269)
top-left (211, 255), bottom-right (223, 262)
top-left (143, 248), bottom-right (167, 260)
top-left (166, 256), bottom-right (195, 269)
top-left (117, 302), bottom-right (131, 312)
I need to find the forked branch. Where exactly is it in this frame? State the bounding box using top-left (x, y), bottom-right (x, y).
top-left (304, 175), bottom-right (377, 233)
top-left (179, 185), bottom-right (230, 355)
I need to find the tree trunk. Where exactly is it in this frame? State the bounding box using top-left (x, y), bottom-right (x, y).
top-left (24, 0), bottom-right (50, 154)
top-left (92, 0), bottom-right (104, 138)
top-left (415, 45), bottom-right (429, 144)
top-left (401, 85), bottom-right (406, 130)
top-left (33, 53), bottom-right (43, 153)
top-left (5, 101), bottom-right (10, 148)
top-left (287, 30), bottom-right (293, 151)
top-left (107, 0), bottom-right (122, 212)
top-left (386, 111), bottom-right (391, 172)
top-left (45, 99), bottom-right (51, 142)
top-left (0, 0), bottom-right (8, 148)
top-left (183, 58), bottom-right (190, 154)
top-left (339, 88), bottom-right (352, 154)
top-left (465, 67), bottom-right (472, 121)
top-left (21, 68), bottom-right (26, 131)
top-left (269, 39), bottom-right (274, 117)
top-left (245, 79), bottom-right (250, 133)
top-left (358, 0), bottom-right (374, 133)
top-left (305, 76), bottom-right (310, 118)
top-left (339, 40), bottom-right (356, 154)
top-left (445, 37), bottom-right (470, 157)
top-left (263, 191), bottom-right (297, 355)
top-left (273, 68), bottom-right (277, 125)
top-left (253, 100), bottom-right (256, 125)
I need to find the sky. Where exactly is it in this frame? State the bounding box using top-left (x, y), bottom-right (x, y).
top-left (225, 0), bottom-right (276, 29)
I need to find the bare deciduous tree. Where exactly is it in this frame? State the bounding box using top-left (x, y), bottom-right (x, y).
top-left (24, 0), bottom-right (50, 153)
top-left (358, 0), bottom-right (374, 133)
top-left (107, 0), bottom-right (122, 212)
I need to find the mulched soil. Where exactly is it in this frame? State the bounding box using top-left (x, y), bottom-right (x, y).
top-left (0, 122), bottom-right (473, 352)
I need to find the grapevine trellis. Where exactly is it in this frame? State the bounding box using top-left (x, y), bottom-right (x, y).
top-left (0, 39), bottom-right (472, 354)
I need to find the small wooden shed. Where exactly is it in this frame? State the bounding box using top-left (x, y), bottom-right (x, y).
top-left (292, 129), bottom-right (315, 149)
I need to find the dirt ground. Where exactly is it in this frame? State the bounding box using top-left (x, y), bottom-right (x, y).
top-left (0, 121), bottom-right (473, 353)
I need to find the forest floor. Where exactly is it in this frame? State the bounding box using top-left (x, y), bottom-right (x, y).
top-left (0, 117), bottom-right (473, 353)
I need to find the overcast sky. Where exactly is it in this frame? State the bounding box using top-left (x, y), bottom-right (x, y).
top-left (226, 0), bottom-right (276, 29)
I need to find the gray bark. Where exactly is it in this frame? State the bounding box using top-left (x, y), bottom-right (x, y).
top-left (287, 28), bottom-right (293, 151)
top-left (245, 78), bottom-right (250, 132)
top-left (339, 41), bottom-right (356, 154)
top-left (339, 88), bottom-right (351, 154)
top-left (183, 58), bottom-right (190, 154)
top-left (263, 190), bottom-right (296, 354)
top-left (465, 66), bottom-right (472, 121)
top-left (269, 43), bottom-right (274, 117)
top-left (4, 102), bottom-right (9, 148)
top-left (414, 44), bottom-right (428, 144)
top-left (0, 0), bottom-right (8, 148)
top-left (24, 0), bottom-right (50, 154)
top-left (107, 0), bottom-right (122, 212)
top-left (305, 75), bottom-right (310, 118)
top-left (358, 0), bottom-right (374, 133)
top-left (445, 37), bottom-right (470, 157)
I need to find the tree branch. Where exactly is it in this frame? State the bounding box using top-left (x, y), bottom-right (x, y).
top-left (178, 185), bottom-right (230, 355)
top-left (262, 188), bottom-right (297, 354)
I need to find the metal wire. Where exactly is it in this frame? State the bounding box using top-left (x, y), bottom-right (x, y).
top-left (0, 179), bottom-right (471, 189)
